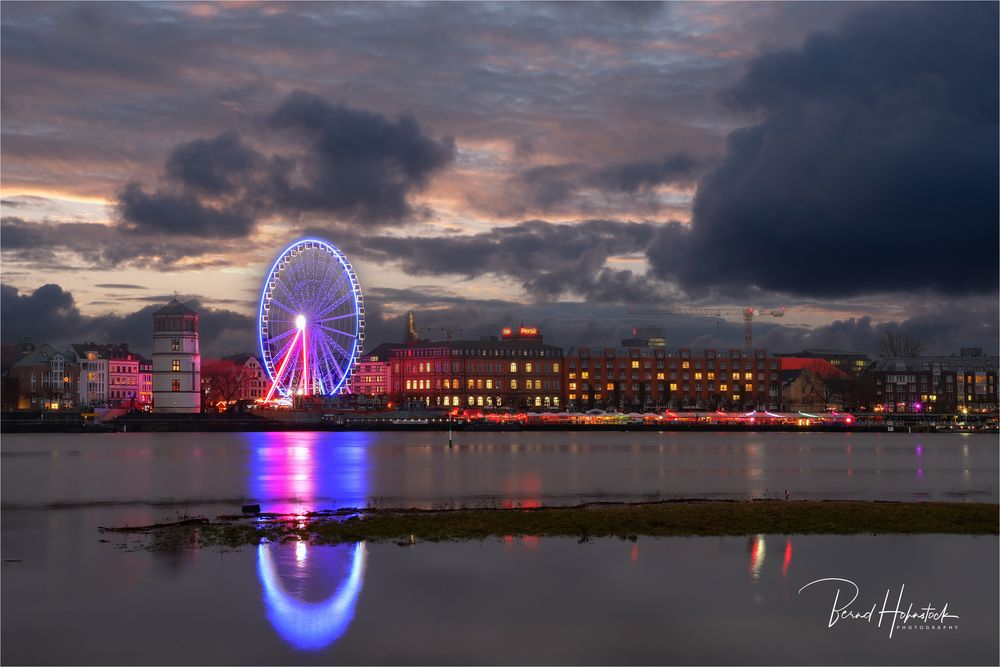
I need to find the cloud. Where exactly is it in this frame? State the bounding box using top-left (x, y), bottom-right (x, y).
top-left (114, 91), bottom-right (456, 237)
top-left (1, 283), bottom-right (255, 358)
top-left (344, 218), bottom-right (670, 302)
top-left (93, 283), bottom-right (147, 290)
top-left (479, 153), bottom-right (705, 218)
top-left (648, 2), bottom-right (1000, 297)
top-left (0, 217), bottom-right (244, 271)
top-left (116, 181), bottom-right (255, 238)
top-left (264, 91), bottom-right (455, 223)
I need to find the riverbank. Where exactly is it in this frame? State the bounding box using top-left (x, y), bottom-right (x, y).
top-left (4, 411), bottom-right (992, 434)
top-left (100, 500), bottom-right (1000, 551)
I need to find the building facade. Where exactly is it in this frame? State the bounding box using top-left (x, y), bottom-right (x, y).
top-left (349, 355), bottom-right (393, 399)
top-left (564, 347), bottom-right (782, 412)
top-left (223, 354), bottom-right (269, 402)
top-left (67, 343), bottom-right (109, 409)
top-left (390, 326), bottom-right (563, 410)
top-left (152, 299), bottom-right (201, 413)
top-left (10, 344), bottom-right (78, 410)
top-left (106, 344), bottom-right (141, 409)
top-left (776, 348), bottom-right (871, 377)
top-left (871, 354), bottom-right (999, 414)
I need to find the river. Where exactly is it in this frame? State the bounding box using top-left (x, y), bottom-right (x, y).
top-left (2, 431), bottom-right (997, 664)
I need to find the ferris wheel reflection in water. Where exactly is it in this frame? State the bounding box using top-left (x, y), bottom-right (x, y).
top-left (246, 431), bottom-right (371, 651)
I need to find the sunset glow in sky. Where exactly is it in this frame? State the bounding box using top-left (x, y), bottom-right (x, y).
top-left (2, 2), bottom-right (997, 357)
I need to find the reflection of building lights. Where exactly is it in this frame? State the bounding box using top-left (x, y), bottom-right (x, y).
top-left (749, 534), bottom-right (766, 580)
top-left (782, 539), bottom-right (792, 578)
top-left (257, 542), bottom-right (367, 651)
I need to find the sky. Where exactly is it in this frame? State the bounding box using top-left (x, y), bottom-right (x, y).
top-left (1, 1), bottom-right (997, 359)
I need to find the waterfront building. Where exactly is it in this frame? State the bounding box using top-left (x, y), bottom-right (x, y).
top-left (779, 358), bottom-right (850, 411)
top-left (67, 343), bottom-right (110, 408)
top-left (563, 346), bottom-right (669, 411)
top-left (222, 354), bottom-right (268, 402)
top-left (565, 347), bottom-right (782, 412)
top-left (389, 326), bottom-right (563, 410)
top-left (347, 342), bottom-right (399, 399)
top-left (871, 353), bottom-right (999, 414)
top-left (10, 344), bottom-right (78, 410)
top-left (152, 299), bottom-right (201, 413)
top-left (106, 344), bottom-right (141, 409)
top-left (138, 357), bottom-right (153, 409)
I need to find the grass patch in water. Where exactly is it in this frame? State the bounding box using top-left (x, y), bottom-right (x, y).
top-left (99, 500), bottom-right (999, 552)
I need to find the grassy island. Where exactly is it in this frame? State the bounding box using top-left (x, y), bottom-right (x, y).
top-left (100, 500), bottom-right (1000, 551)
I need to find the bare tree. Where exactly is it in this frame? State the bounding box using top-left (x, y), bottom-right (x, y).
top-left (879, 331), bottom-right (923, 358)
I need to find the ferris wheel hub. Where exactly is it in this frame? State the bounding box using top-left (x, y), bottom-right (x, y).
top-left (295, 314), bottom-right (306, 330)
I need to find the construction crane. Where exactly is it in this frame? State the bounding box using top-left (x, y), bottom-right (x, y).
top-left (627, 307), bottom-right (785, 348)
top-left (418, 325), bottom-right (464, 341)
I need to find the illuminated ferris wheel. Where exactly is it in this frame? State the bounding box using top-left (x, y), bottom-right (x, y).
top-left (259, 239), bottom-right (365, 401)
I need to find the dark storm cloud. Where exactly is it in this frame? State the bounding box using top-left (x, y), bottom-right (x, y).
top-left (0, 284), bottom-right (255, 358)
top-left (164, 130), bottom-right (264, 197)
top-left (114, 92), bottom-right (455, 237)
top-left (345, 219), bottom-right (668, 302)
top-left (116, 182), bottom-right (255, 238)
top-left (0, 283), bottom-right (84, 342)
top-left (265, 91), bottom-right (455, 222)
top-left (648, 2), bottom-right (1000, 297)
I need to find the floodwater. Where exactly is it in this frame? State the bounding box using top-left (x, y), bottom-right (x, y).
top-left (2, 431), bottom-right (998, 665)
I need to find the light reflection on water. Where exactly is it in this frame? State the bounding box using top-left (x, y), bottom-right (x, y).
top-left (257, 541), bottom-right (366, 651)
top-left (246, 431), bottom-right (370, 650)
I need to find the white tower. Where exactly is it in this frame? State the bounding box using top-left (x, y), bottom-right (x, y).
top-left (151, 299), bottom-right (201, 413)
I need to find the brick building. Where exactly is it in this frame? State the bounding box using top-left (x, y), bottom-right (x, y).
top-left (871, 354), bottom-right (999, 413)
top-left (389, 326), bottom-right (563, 410)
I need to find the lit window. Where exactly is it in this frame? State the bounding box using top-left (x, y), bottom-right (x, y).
top-left (486, 379), bottom-right (493, 389)
top-left (694, 372), bottom-right (703, 380)
top-left (631, 361), bottom-right (639, 369)
top-left (510, 379), bottom-right (518, 390)
top-left (656, 373), bottom-right (664, 380)
top-left (721, 384), bottom-right (728, 391)
top-left (510, 362), bottom-right (517, 373)
top-left (744, 372), bottom-right (753, 380)
top-left (606, 383), bottom-right (614, 391)
top-left (526, 363), bottom-right (533, 373)
top-left (553, 363), bottom-right (560, 372)
top-left (682, 361), bottom-right (690, 369)
top-left (732, 372), bottom-right (740, 380)
top-left (707, 372), bottom-right (715, 380)
top-left (669, 383), bottom-right (678, 391)
top-left (171, 379), bottom-right (180, 392)
top-left (172, 359), bottom-right (181, 372)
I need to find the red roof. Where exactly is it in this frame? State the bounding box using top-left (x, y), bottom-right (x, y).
top-left (780, 357), bottom-right (850, 379)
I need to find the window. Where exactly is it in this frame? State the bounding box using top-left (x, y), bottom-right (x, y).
top-left (553, 362), bottom-right (560, 372)
top-left (172, 359), bottom-right (181, 372)
top-left (171, 379), bottom-right (180, 392)
top-left (510, 362), bottom-right (518, 373)
top-left (510, 379), bottom-right (518, 390)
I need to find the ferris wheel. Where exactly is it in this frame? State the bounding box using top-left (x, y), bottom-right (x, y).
top-left (258, 239), bottom-right (365, 401)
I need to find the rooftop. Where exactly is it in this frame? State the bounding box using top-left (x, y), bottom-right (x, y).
top-left (152, 299), bottom-right (197, 317)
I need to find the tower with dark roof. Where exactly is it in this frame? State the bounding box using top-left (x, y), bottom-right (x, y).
top-left (151, 299), bottom-right (201, 413)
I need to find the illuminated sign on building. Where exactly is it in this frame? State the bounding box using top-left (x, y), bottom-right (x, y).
top-left (501, 325), bottom-right (541, 340)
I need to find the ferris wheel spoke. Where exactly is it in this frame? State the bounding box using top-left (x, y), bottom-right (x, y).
top-left (316, 333), bottom-right (346, 382)
top-left (318, 313), bottom-right (357, 324)
top-left (264, 326), bottom-right (298, 344)
top-left (315, 288), bottom-right (354, 321)
top-left (268, 292), bottom-right (303, 317)
top-left (318, 323), bottom-right (357, 339)
top-left (312, 273), bottom-right (350, 318)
